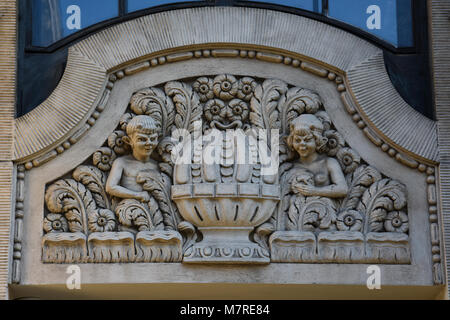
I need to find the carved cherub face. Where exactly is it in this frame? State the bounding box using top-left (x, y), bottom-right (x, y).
top-left (123, 115), bottom-right (160, 161)
top-left (287, 114), bottom-right (325, 159)
top-left (291, 128), bottom-right (317, 158)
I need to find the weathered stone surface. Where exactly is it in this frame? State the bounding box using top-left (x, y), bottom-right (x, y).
top-left (269, 231), bottom-right (316, 262)
top-left (135, 230), bottom-right (182, 262)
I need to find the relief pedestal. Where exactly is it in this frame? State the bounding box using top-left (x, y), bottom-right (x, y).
top-left (183, 227), bottom-right (270, 264)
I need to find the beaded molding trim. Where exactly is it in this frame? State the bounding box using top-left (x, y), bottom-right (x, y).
top-left (18, 48), bottom-right (437, 172)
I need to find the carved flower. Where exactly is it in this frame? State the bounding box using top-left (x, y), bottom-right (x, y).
top-left (336, 210), bottom-right (363, 231)
top-left (236, 77), bottom-right (257, 101)
top-left (337, 147), bottom-right (361, 174)
top-left (119, 113), bottom-right (135, 131)
top-left (193, 77), bottom-right (214, 102)
top-left (228, 99), bottom-right (249, 122)
top-left (384, 211), bottom-right (409, 233)
top-left (108, 130), bottom-right (129, 155)
top-left (204, 99), bottom-right (226, 122)
top-left (213, 74), bottom-right (238, 100)
top-left (88, 209), bottom-right (116, 232)
top-left (323, 130), bottom-right (345, 156)
top-left (43, 213), bottom-right (68, 233)
top-left (93, 147), bottom-right (116, 171)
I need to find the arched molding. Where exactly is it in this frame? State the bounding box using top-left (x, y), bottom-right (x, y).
top-left (13, 7), bottom-right (438, 166)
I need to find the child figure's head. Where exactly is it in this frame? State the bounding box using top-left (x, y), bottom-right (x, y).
top-left (287, 114), bottom-right (327, 158)
top-left (123, 115), bottom-right (161, 161)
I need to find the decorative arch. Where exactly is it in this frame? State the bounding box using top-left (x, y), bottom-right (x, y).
top-left (13, 7), bottom-right (438, 167)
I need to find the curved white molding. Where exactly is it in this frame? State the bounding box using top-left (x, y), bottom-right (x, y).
top-left (346, 53), bottom-right (438, 163)
top-left (13, 7), bottom-right (438, 164)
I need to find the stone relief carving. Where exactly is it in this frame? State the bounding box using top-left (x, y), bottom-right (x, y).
top-left (42, 75), bottom-right (410, 264)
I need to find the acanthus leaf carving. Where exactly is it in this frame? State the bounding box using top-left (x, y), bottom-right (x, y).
top-left (341, 165), bottom-right (382, 211)
top-left (177, 221), bottom-right (198, 252)
top-left (137, 170), bottom-right (181, 231)
top-left (250, 79), bottom-right (287, 142)
top-left (130, 87), bottom-right (175, 136)
top-left (278, 87), bottom-right (322, 135)
top-left (45, 179), bottom-right (97, 234)
top-left (115, 199), bottom-right (161, 232)
top-left (357, 179), bottom-right (408, 233)
top-left (73, 165), bottom-right (110, 210)
top-left (165, 81), bottom-right (202, 133)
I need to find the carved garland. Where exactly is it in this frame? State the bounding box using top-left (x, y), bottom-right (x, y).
top-left (12, 47), bottom-right (442, 285)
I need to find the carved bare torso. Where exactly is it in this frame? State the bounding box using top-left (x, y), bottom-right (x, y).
top-left (119, 155), bottom-right (158, 191)
top-left (292, 155), bottom-right (330, 187)
top-left (106, 155), bottom-right (159, 201)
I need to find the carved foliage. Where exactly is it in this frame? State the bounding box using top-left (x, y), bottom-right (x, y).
top-left (42, 74), bottom-right (411, 265)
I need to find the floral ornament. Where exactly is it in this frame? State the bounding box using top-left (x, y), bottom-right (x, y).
top-left (228, 99), bottom-right (249, 122)
top-left (336, 210), bottom-right (363, 231)
top-left (323, 130), bottom-right (345, 156)
top-left (93, 147), bottom-right (116, 171)
top-left (337, 147), bottom-right (361, 174)
top-left (236, 77), bottom-right (257, 101)
top-left (213, 74), bottom-right (238, 100)
top-left (43, 213), bottom-right (68, 233)
top-left (88, 209), bottom-right (116, 232)
top-left (108, 130), bottom-right (129, 155)
top-left (193, 77), bottom-right (214, 102)
top-left (204, 99), bottom-right (226, 122)
top-left (119, 112), bottom-right (135, 131)
top-left (384, 211), bottom-right (409, 233)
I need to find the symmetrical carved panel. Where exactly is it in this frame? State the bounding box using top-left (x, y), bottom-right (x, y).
top-left (42, 75), bottom-right (410, 264)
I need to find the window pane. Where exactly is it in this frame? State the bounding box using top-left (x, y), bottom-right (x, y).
top-left (32, 0), bottom-right (119, 47)
top-left (127, 0), bottom-right (203, 13)
top-left (327, 0), bottom-right (413, 47)
top-left (239, 0), bottom-right (322, 12)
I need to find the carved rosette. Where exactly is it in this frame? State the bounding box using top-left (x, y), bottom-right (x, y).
top-left (42, 74), bottom-right (410, 265)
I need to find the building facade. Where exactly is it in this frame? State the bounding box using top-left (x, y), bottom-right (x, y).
top-left (0, 0), bottom-right (449, 299)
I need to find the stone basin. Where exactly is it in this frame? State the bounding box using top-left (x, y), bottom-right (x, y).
top-left (172, 183), bottom-right (280, 263)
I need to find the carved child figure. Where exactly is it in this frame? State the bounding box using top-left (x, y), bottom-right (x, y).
top-left (106, 115), bottom-right (160, 202)
top-left (287, 114), bottom-right (348, 198)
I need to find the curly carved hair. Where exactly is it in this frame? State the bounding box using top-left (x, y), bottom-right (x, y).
top-left (126, 115), bottom-right (161, 137)
top-left (287, 114), bottom-right (328, 153)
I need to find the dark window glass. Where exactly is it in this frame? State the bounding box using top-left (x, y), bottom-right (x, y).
top-left (241, 0), bottom-right (321, 12)
top-left (32, 0), bottom-right (119, 47)
top-left (127, 0), bottom-right (202, 12)
top-left (20, 0), bottom-right (431, 119)
top-left (241, 0), bottom-right (413, 48)
top-left (327, 0), bottom-right (413, 47)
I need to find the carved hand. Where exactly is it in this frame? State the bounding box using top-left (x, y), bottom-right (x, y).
top-left (135, 191), bottom-right (150, 202)
top-left (294, 184), bottom-right (317, 196)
